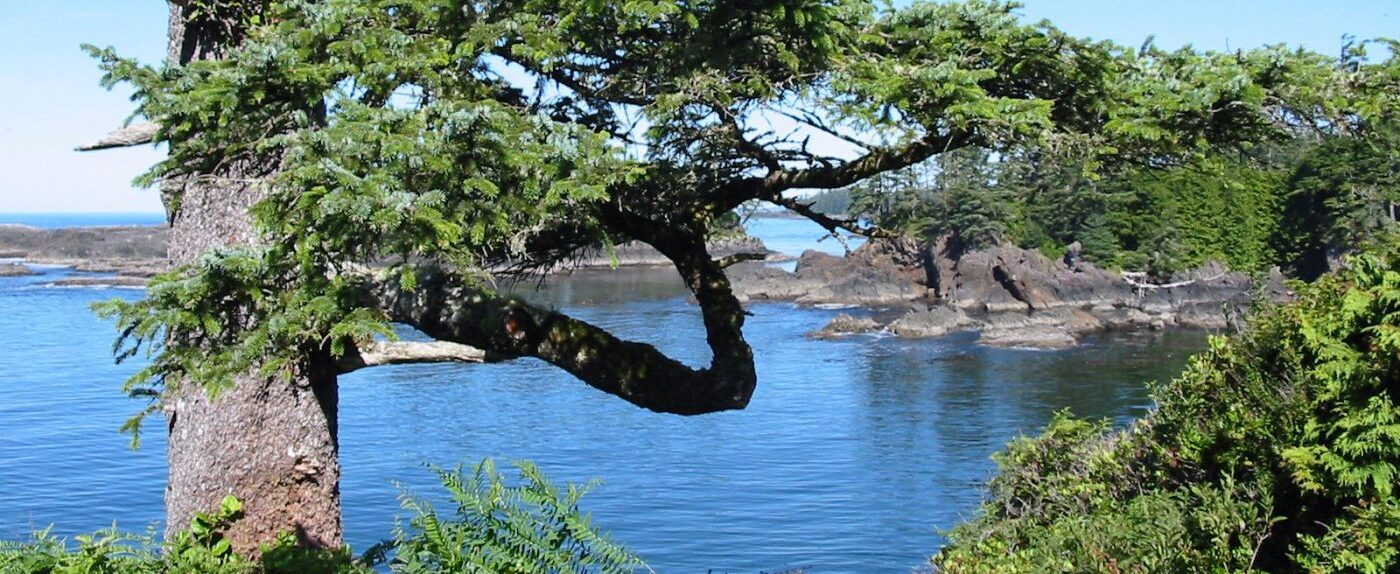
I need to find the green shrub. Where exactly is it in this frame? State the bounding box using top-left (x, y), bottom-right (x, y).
top-left (0, 460), bottom-right (643, 574)
top-left (0, 495), bottom-right (279, 574)
top-left (934, 240), bottom-right (1400, 573)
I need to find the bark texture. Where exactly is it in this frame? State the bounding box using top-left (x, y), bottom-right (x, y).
top-left (161, 0), bottom-right (344, 553)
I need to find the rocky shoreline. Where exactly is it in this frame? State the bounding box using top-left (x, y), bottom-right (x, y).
top-left (0, 262), bottom-right (37, 276)
top-left (2, 223), bottom-right (1281, 348)
top-left (555, 236), bottom-right (772, 269)
top-left (0, 224), bottom-right (168, 277)
top-left (730, 236), bottom-right (1287, 348)
top-left (0, 224), bottom-right (774, 286)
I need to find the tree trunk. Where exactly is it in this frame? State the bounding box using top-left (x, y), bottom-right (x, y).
top-left (161, 0), bottom-right (344, 553)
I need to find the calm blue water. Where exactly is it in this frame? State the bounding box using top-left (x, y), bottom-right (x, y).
top-left (745, 215), bottom-right (866, 258)
top-left (0, 215), bottom-right (1207, 573)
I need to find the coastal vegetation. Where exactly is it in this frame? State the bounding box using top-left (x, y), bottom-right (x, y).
top-left (820, 117), bottom-right (1400, 279)
top-left (0, 461), bottom-right (643, 574)
top-left (933, 240), bottom-right (1400, 573)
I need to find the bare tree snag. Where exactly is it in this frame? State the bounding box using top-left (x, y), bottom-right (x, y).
top-left (335, 340), bottom-right (491, 373)
top-left (75, 122), bottom-right (159, 151)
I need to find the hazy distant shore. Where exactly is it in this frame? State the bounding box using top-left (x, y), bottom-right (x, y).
top-left (0, 223), bottom-right (776, 281)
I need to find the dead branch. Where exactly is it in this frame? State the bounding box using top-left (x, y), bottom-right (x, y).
top-left (76, 122), bottom-right (160, 151)
top-left (1121, 271), bottom-right (1228, 292)
top-left (335, 340), bottom-right (490, 374)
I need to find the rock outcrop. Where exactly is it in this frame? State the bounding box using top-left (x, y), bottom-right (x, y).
top-left (732, 238), bottom-right (927, 306)
top-left (566, 236), bottom-right (771, 268)
top-left (886, 305), bottom-right (976, 338)
top-left (0, 225), bottom-right (168, 277)
top-left (811, 314), bottom-right (883, 338)
top-left (0, 262), bottom-right (36, 277)
top-left (737, 236), bottom-right (1287, 349)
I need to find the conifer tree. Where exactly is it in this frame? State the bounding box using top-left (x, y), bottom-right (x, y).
top-left (82, 0), bottom-right (1385, 552)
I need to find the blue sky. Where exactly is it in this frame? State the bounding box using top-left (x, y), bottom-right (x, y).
top-left (0, 1), bottom-right (1393, 214)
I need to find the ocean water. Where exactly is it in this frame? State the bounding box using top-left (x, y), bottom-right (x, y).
top-left (0, 214), bottom-right (1208, 573)
top-left (744, 214), bottom-right (866, 258)
top-left (0, 213), bottom-right (166, 228)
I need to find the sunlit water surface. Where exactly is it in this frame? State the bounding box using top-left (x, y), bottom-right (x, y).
top-left (0, 216), bottom-right (1207, 573)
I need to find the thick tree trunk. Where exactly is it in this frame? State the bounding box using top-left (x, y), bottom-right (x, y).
top-left (163, 355), bottom-right (342, 552)
top-left (161, 0), bottom-right (344, 553)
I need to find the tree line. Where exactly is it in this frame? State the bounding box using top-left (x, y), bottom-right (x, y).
top-left (809, 116), bottom-right (1399, 279)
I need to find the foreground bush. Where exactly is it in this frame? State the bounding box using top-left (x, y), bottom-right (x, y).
top-left (0, 460), bottom-right (643, 574)
top-left (934, 245), bottom-right (1400, 573)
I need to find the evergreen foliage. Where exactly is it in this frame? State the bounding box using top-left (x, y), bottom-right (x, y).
top-left (1097, 155), bottom-right (1287, 274)
top-left (843, 37), bottom-right (1397, 276)
top-left (802, 188), bottom-right (853, 216)
top-left (846, 137), bottom-right (1399, 276)
top-left (848, 147), bottom-right (1012, 250)
top-left (1277, 127), bottom-right (1400, 279)
top-left (83, 0), bottom-right (1370, 415)
top-left (847, 148), bottom-right (1291, 273)
top-left (933, 239), bottom-right (1400, 573)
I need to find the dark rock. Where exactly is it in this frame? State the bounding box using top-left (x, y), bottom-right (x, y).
top-left (733, 239), bottom-right (926, 306)
top-left (567, 237), bottom-right (771, 268)
top-left (0, 224), bottom-right (167, 261)
top-left (728, 231), bottom-right (1287, 348)
top-left (1091, 305), bottom-right (1156, 330)
top-left (978, 327), bottom-right (1079, 349)
top-left (0, 262), bottom-right (36, 276)
top-left (888, 306), bottom-right (975, 338)
top-left (977, 308), bottom-right (1102, 349)
top-left (729, 265), bottom-right (825, 302)
top-left (0, 224), bottom-right (169, 276)
top-left (927, 236), bottom-right (1132, 311)
top-left (71, 259), bottom-right (168, 277)
top-left (811, 314), bottom-right (883, 338)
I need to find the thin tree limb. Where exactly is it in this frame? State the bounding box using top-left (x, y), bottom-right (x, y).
top-left (714, 251), bottom-right (768, 268)
top-left (706, 129), bottom-right (971, 215)
top-left (769, 195), bottom-right (898, 240)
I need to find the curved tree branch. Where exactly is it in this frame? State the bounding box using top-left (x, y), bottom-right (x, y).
top-left (364, 256), bottom-right (756, 415)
